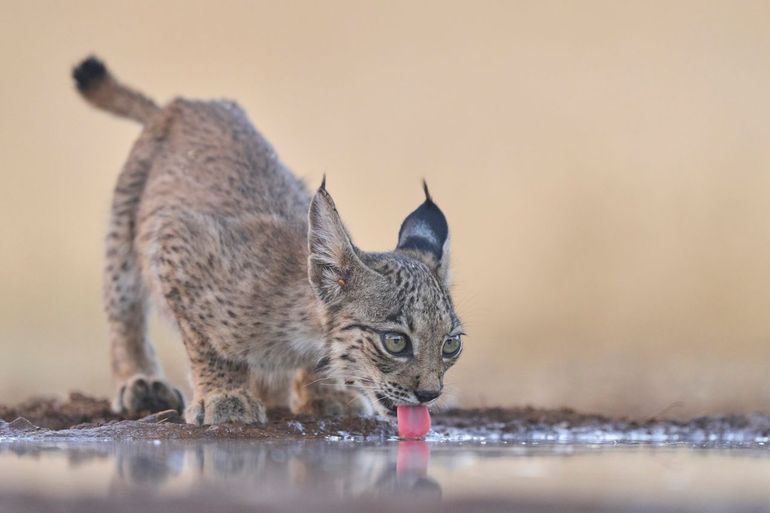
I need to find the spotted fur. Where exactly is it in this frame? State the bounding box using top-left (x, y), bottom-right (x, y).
top-left (73, 56), bottom-right (464, 424)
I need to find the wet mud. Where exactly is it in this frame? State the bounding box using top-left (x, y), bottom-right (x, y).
top-left (2, 392), bottom-right (769, 444)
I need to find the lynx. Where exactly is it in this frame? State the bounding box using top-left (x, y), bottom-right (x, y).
top-left (73, 56), bottom-right (464, 425)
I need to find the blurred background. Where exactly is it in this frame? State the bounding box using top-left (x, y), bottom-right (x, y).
top-left (1, 0), bottom-right (769, 419)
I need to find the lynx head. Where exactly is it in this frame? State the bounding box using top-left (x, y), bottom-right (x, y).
top-left (307, 180), bottom-right (464, 417)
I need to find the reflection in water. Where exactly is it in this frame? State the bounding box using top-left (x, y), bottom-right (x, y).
top-left (112, 442), bottom-right (185, 492)
top-left (396, 441), bottom-right (441, 500)
top-left (58, 439), bottom-right (441, 501)
top-left (4, 440), bottom-right (770, 510)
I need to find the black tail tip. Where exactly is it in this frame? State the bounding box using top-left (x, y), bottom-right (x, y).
top-left (73, 56), bottom-right (107, 92)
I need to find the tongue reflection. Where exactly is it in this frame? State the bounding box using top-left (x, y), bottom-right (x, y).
top-left (397, 405), bottom-right (431, 439)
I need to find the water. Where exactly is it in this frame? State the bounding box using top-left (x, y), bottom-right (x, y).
top-left (2, 439), bottom-right (770, 511)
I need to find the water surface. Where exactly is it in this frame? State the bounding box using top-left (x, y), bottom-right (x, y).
top-left (2, 439), bottom-right (769, 511)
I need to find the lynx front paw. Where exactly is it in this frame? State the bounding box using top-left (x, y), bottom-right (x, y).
top-left (114, 374), bottom-right (185, 416)
top-left (186, 390), bottom-right (267, 426)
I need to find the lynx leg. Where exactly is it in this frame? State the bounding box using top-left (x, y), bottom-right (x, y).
top-left (290, 368), bottom-right (372, 417)
top-left (145, 214), bottom-right (270, 425)
top-left (105, 138), bottom-right (183, 416)
top-left (250, 371), bottom-right (292, 409)
top-left (182, 334), bottom-right (266, 426)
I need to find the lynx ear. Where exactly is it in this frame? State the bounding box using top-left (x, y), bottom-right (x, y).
top-left (308, 179), bottom-right (369, 303)
top-left (396, 181), bottom-right (451, 283)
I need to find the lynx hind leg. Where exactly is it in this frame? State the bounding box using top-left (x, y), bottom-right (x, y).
top-left (115, 375), bottom-right (184, 417)
top-left (105, 135), bottom-right (183, 416)
top-left (290, 369), bottom-right (372, 417)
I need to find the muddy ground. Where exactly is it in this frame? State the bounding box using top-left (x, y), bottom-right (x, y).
top-left (2, 392), bottom-right (769, 444)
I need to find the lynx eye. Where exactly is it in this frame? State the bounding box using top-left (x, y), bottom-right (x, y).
top-left (381, 333), bottom-right (410, 356)
top-left (442, 334), bottom-right (462, 357)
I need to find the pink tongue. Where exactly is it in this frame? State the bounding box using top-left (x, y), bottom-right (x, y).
top-left (397, 405), bottom-right (431, 439)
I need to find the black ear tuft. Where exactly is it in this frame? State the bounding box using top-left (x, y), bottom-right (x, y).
top-left (422, 179), bottom-right (432, 202)
top-left (397, 183), bottom-right (448, 263)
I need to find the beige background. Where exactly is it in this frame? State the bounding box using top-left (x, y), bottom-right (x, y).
top-left (1, 0), bottom-right (769, 418)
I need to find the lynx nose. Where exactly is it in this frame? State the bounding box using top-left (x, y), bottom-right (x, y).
top-left (414, 389), bottom-right (441, 403)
